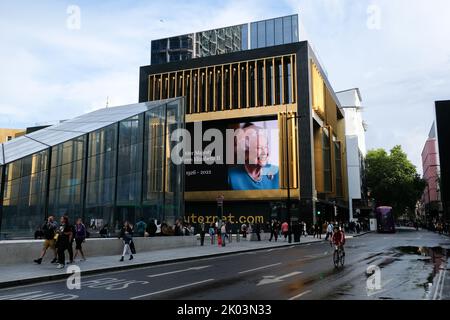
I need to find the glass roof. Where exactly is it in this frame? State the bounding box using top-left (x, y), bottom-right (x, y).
top-left (0, 98), bottom-right (181, 165)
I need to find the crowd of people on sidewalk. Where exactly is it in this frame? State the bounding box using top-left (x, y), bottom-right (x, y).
top-left (31, 213), bottom-right (372, 268)
top-left (33, 215), bottom-right (87, 269)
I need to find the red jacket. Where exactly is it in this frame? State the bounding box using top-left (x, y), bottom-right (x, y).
top-left (332, 231), bottom-right (345, 245)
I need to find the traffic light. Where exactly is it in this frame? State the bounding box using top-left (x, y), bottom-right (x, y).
top-left (317, 211), bottom-right (321, 216)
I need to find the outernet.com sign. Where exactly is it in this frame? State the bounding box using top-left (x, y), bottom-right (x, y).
top-left (185, 214), bottom-right (265, 225)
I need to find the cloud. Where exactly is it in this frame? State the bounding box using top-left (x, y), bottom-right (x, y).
top-left (1, 0), bottom-right (449, 173)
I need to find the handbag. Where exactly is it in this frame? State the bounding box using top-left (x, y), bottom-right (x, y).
top-left (130, 240), bottom-right (136, 254)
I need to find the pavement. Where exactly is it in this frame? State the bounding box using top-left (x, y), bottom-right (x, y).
top-left (0, 229), bottom-right (449, 300)
top-left (0, 232), bottom-right (370, 289)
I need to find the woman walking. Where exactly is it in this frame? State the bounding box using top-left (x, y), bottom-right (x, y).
top-left (119, 221), bottom-right (134, 261)
top-left (73, 218), bottom-right (87, 261)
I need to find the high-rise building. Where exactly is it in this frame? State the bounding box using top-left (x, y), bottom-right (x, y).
top-left (420, 123), bottom-right (441, 221)
top-left (336, 88), bottom-right (368, 221)
top-left (435, 100), bottom-right (450, 222)
top-left (141, 15), bottom-right (349, 225)
top-left (151, 15), bottom-right (299, 65)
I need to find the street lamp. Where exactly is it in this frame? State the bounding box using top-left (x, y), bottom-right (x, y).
top-left (285, 111), bottom-right (301, 244)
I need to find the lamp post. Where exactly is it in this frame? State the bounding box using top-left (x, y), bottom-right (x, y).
top-left (285, 111), bottom-right (301, 244)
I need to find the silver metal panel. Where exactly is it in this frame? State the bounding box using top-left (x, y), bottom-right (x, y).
top-left (0, 98), bottom-right (182, 165)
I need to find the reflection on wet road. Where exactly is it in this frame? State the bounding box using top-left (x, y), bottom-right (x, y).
top-left (0, 228), bottom-right (448, 300)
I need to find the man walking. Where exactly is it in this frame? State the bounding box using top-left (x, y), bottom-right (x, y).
top-left (34, 216), bottom-right (58, 264)
top-left (55, 216), bottom-right (73, 269)
top-left (269, 219), bottom-right (279, 242)
top-left (325, 221), bottom-right (334, 241)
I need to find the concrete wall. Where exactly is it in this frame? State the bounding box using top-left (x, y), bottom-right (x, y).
top-left (0, 236), bottom-right (197, 265)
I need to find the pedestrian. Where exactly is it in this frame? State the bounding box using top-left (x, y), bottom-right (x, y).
top-left (325, 221), bottom-right (333, 241)
top-left (99, 224), bottom-right (109, 238)
top-left (255, 223), bottom-right (261, 241)
top-left (315, 222), bottom-right (322, 239)
top-left (209, 222), bottom-right (215, 244)
top-left (34, 215), bottom-right (58, 265)
top-left (119, 221), bottom-right (134, 261)
top-left (200, 222), bottom-right (207, 246)
top-left (241, 223), bottom-right (248, 239)
top-left (55, 215), bottom-right (73, 269)
top-left (269, 219), bottom-right (279, 242)
top-left (73, 218), bottom-right (87, 261)
top-left (302, 221), bottom-right (307, 236)
top-left (226, 221), bottom-right (232, 243)
top-left (135, 218), bottom-right (147, 237)
top-left (281, 221), bottom-right (289, 241)
top-left (146, 219), bottom-right (157, 237)
top-left (221, 223), bottom-right (227, 247)
top-left (66, 220), bottom-right (76, 264)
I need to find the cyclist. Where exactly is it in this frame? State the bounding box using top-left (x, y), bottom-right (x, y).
top-left (331, 225), bottom-right (346, 256)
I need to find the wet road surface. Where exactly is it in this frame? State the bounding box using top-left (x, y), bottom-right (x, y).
top-left (0, 229), bottom-right (448, 300)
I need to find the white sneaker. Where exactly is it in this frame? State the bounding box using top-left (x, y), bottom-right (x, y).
top-left (56, 264), bottom-right (65, 269)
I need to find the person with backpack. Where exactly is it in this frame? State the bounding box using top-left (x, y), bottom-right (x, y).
top-left (73, 218), bottom-right (87, 261)
top-left (34, 216), bottom-right (58, 265)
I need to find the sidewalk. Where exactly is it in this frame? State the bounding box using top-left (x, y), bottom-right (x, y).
top-left (0, 232), bottom-right (370, 289)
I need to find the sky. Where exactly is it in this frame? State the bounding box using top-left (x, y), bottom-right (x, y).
top-left (1, 0), bottom-right (449, 172)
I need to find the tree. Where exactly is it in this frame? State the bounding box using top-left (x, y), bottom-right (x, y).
top-left (365, 145), bottom-right (426, 218)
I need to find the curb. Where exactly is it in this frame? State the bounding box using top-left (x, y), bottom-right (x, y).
top-left (0, 239), bottom-right (316, 289)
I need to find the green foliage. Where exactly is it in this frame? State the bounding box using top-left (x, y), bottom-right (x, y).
top-left (365, 145), bottom-right (426, 217)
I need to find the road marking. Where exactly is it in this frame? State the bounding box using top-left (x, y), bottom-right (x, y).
top-left (438, 269), bottom-right (446, 300)
top-left (0, 291), bottom-right (78, 300)
top-left (130, 279), bottom-right (215, 300)
top-left (238, 263), bottom-right (282, 275)
top-left (289, 289), bottom-right (312, 300)
top-left (147, 265), bottom-right (211, 278)
top-left (257, 271), bottom-right (303, 286)
top-left (433, 264), bottom-right (446, 300)
top-left (0, 291), bottom-right (42, 300)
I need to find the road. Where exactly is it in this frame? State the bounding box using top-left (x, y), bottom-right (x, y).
top-left (0, 229), bottom-right (448, 300)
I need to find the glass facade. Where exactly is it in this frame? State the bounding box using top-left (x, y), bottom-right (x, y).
top-left (151, 14), bottom-right (299, 65)
top-left (0, 99), bottom-right (185, 239)
top-left (151, 24), bottom-right (248, 65)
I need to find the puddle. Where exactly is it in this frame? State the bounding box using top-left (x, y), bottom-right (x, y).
top-left (394, 246), bottom-right (449, 298)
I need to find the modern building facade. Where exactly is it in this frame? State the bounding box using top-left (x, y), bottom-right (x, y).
top-left (435, 100), bottom-right (450, 222)
top-left (0, 98), bottom-right (185, 238)
top-left (0, 128), bottom-right (25, 143)
top-left (151, 15), bottom-right (299, 65)
top-left (336, 88), bottom-right (368, 221)
top-left (140, 16), bottom-right (349, 225)
top-left (420, 123), bottom-right (441, 221)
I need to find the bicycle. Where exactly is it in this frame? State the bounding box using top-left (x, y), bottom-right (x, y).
top-left (333, 245), bottom-right (345, 268)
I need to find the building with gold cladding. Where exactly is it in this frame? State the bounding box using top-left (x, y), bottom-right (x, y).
top-left (0, 128), bottom-right (25, 143)
top-left (139, 39), bottom-right (349, 225)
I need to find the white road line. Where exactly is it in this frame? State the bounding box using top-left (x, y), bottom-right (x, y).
top-left (147, 266), bottom-right (211, 278)
top-left (130, 279), bottom-right (214, 300)
top-left (238, 263), bottom-right (282, 275)
top-left (432, 268), bottom-right (444, 300)
top-left (438, 269), bottom-right (447, 300)
top-left (288, 289), bottom-right (312, 300)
